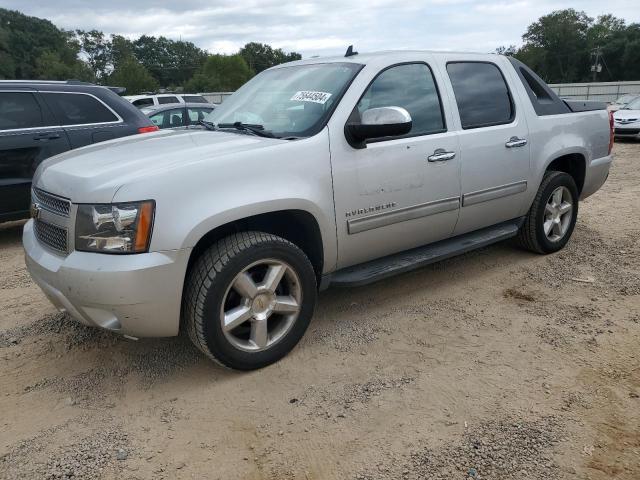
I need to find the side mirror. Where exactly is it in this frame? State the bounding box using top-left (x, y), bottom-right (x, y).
top-left (345, 106), bottom-right (412, 148)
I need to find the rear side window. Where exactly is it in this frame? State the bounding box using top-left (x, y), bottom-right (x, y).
top-left (187, 107), bottom-right (214, 122)
top-left (42, 93), bottom-right (118, 126)
top-left (0, 92), bottom-right (44, 130)
top-left (446, 62), bottom-right (514, 129)
top-left (182, 95), bottom-right (208, 104)
top-left (133, 98), bottom-right (154, 107)
top-left (356, 63), bottom-right (445, 137)
top-left (149, 108), bottom-right (184, 129)
top-left (158, 96), bottom-right (179, 104)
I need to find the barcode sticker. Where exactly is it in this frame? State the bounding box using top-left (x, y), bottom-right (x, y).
top-left (290, 91), bottom-right (332, 104)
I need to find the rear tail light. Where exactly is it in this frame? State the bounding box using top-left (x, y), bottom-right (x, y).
top-left (138, 125), bottom-right (159, 134)
top-left (608, 111), bottom-right (614, 154)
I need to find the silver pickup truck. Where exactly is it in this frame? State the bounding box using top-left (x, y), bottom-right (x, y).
top-left (24, 50), bottom-right (613, 370)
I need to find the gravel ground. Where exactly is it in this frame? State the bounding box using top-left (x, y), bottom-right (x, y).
top-left (0, 142), bottom-right (639, 479)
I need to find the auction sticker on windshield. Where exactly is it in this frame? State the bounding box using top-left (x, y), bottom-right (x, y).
top-left (290, 91), bottom-right (332, 104)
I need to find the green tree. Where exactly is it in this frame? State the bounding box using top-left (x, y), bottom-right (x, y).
top-left (35, 50), bottom-right (92, 81)
top-left (108, 56), bottom-right (158, 94)
top-left (76, 29), bottom-right (111, 80)
top-left (517, 9), bottom-right (592, 83)
top-left (110, 35), bottom-right (134, 70)
top-left (239, 42), bottom-right (301, 73)
top-left (0, 8), bottom-right (86, 79)
top-left (185, 54), bottom-right (253, 92)
top-left (132, 35), bottom-right (207, 87)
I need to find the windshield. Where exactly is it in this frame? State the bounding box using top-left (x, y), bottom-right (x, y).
top-left (616, 94), bottom-right (637, 105)
top-left (624, 97), bottom-right (640, 110)
top-left (204, 62), bottom-right (362, 138)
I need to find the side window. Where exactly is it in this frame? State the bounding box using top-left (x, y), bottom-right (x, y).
top-left (182, 95), bottom-right (208, 104)
top-left (188, 107), bottom-right (213, 122)
top-left (151, 109), bottom-right (184, 129)
top-left (0, 92), bottom-right (44, 130)
top-left (356, 63), bottom-right (445, 137)
top-left (42, 93), bottom-right (118, 126)
top-left (446, 62), bottom-right (514, 129)
top-left (133, 98), bottom-right (154, 107)
top-left (158, 96), bottom-right (179, 104)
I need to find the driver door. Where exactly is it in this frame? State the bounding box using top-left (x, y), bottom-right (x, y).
top-left (329, 62), bottom-right (461, 268)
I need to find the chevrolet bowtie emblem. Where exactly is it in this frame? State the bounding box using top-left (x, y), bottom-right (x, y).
top-left (30, 203), bottom-right (42, 220)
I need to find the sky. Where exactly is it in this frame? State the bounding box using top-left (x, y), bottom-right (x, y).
top-left (3, 0), bottom-right (640, 57)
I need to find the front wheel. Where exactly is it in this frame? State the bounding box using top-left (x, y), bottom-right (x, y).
top-left (184, 231), bottom-right (317, 370)
top-left (517, 171), bottom-right (579, 254)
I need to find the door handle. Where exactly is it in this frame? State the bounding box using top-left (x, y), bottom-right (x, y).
top-left (33, 133), bottom-right (61, 141)
top-left (505, 136), bottom-right (527, 148)
top-left (427, 149), bottom-right (456, 162)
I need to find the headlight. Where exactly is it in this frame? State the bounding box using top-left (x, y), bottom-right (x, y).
top-left (75, 201), bottom-right (155, 253)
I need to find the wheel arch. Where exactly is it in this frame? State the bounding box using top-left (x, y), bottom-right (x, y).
top-left (544, 152), bottom-right (587, 195)
top-left (184, 209), bottom-right (326, 287)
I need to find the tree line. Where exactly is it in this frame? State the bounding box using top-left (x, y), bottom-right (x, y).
top-left (0, 8), bottom-right (301, 94)
top-left (498, 9), bottom-right (640, 83)
top-left (1, 7), bottom-right (639, 96)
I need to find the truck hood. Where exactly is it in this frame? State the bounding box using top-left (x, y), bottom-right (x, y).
top-left (34, 129), bottom-right (282, 203)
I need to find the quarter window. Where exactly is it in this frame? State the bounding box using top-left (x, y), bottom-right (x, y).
top-left (158, 96), bottom-right (179, 104)
top-left (42, 93), bottom-right (118, 126)
top-left (356, 63), bottom-right (445, 137)
top-left (0, 92), bottom-right (44, 130)
top-left (446, 62), bottom-right (514, 129)
top-left (132, 98), bottom-right (154, 107)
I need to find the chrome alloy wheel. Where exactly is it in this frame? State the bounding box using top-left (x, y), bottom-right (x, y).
top-left (544, 186), bottom-right (573, 242)
top-left (220, 259), bottom-right (302, 352)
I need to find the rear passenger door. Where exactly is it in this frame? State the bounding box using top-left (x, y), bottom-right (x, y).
top-left (0, 90), bottom-right (70, 220)
top-left (40, 91), bottom-right (124, 147)
top-left (440, 58), bottom-right (531, 235)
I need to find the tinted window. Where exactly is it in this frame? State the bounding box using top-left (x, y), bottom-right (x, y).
top-left (133, 98), bottom-right (154, 107)
top-left (356, 63), bottom-right (445, 137)
top-left (447, 62), bottom-right (514, 129)
top-left (0, 92), bottom-right (44, 130)
top-left (183, 95), bottom-right (208, 104)
top-left (188, 107), bottom-right (214, 122)
top-left (42, 93), bottom-right (118, 126)
top-left (158, 96), bottom-right (179, 104)
top-left (149, 108), bottom-right (184, 129)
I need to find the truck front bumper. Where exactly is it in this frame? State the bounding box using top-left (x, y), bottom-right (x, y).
top-left (23, 220), bottom-right (190, 338)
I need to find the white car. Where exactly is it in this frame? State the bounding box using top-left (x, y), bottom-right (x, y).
top-left (124, 93), bottom-right (210, 109)
top-left (613, 96), bottom-right (640, 140)
top-left (608, 93), bottom-right (639, 112)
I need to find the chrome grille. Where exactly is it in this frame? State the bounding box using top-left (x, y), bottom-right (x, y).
top-left (32, 188), bottom-right (71, 217)
top-left (34, 219), bottom-right (68, 254)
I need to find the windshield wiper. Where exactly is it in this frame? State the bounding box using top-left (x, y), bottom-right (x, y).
top-left (197, 119), bottom-right (218, 130)
top-left (217, 122), bottom-right (276, 138)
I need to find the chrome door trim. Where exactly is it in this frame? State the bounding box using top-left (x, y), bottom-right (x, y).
top-left (347, 196), bottom-right (460, 235)
top-left (462, 180), bottom-right (527, 207)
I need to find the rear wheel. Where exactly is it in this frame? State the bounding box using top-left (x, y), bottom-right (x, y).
top-left (517, 171), bottom-right (579, 254)
top-left (184, 231), bottom-right (317, 370)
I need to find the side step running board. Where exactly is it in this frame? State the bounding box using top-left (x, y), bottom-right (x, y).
top-left (328, 219), bottom-right (522, 288)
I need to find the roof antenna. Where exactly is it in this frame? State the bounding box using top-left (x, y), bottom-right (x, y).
top-left (345, 45), bottom-right (358, 57)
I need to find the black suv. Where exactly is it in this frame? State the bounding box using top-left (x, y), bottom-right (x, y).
top-left (0, 81), bottom-right (158, 222)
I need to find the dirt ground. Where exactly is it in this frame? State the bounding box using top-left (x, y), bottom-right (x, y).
top-left (1, 142), bottom-right (639, 480)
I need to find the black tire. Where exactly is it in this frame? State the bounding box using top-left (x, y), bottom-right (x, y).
top-left (517, 171), bottom-right (579, 254)
top-left (183, 231), bottom-right (317, 370)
